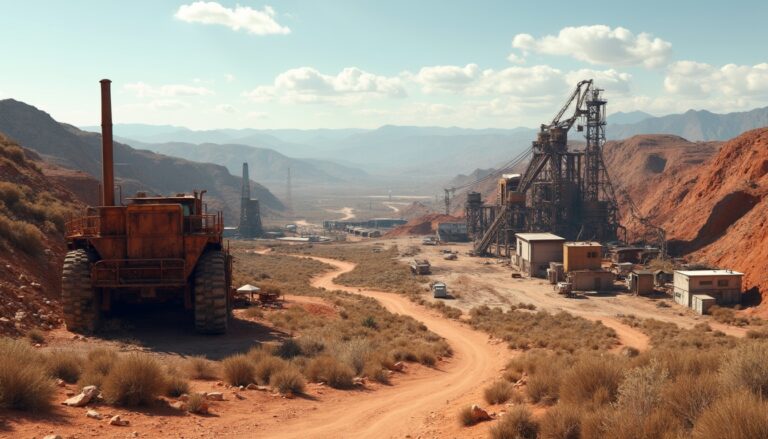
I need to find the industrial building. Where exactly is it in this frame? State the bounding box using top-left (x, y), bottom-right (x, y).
top-left (563, 242), bottom-right (602, 272)
top-left (513, 233), bottom-right (565, 277)
top-left (567, 270), bottom-right (615, 292)
top-left (628, 269), bottom-right (655, 295)
top-left (323, 218), bottom-right (407, 231)
top-left (673, 270), bottom-right (743, 313)
top-left (437, 222), bottom-right (469, 242)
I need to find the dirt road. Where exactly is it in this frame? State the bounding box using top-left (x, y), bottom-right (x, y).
top-left (268, 255), bottom-right (508, 439)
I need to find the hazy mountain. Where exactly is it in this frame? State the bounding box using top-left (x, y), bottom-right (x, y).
top-left (608, 106), bottom-right (768, 141)
top-left (0, 99), bottom-right (283, 225)
top-left (607, 110), bottom-right (654, 125)
top-left (125, 140), bottom-right (368, 185)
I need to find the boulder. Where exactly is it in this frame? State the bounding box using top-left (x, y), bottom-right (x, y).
top-left (169, 401), bottom-right (188, 411)
top-left (110, 415), bottom-right (129, 426)
top-left (63, 385), bottom-right (99, 407)
top-left (470, 405), bottom-right (492, 423)
top-left (86, 409), bottom-right (103, 420)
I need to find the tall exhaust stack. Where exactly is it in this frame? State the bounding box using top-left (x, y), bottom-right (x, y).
top-left (100, 79), bottom-right (115, 206)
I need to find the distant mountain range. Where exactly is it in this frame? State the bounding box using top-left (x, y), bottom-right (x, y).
top-left (607, 106), bottom-right (768, 141)
top-left (0, 99), bottom-right (283, 225)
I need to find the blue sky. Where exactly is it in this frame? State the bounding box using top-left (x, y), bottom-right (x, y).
top-left (1, 0), bottom-right (767, 129)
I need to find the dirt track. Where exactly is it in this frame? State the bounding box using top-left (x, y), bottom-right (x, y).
top-left (267, 255), bottom-right (508, 438)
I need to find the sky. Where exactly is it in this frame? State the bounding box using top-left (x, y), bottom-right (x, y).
top-left (1, 0), bottom-right (767, 130)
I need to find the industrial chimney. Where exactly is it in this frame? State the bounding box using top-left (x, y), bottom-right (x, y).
top-left (100, 79), bottom-right (115, 206)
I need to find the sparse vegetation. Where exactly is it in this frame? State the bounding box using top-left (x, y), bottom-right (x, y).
top-left (0, 337), bottom-right (54, 411)
top-left (187, 392), bottom-right (208, 414)
top-left (490, 406), bottom-right (538, 439)
top-left (253, 356), bottom-right (290, 385)
top-left (222, 354), bottom-right (256, 387)
top-left (77, 347), bottom-right (119, 390)
top-left (101, 352), bottom-right (167, 406)
top-left (305, 355), bottom-right (355, 389)
top-left (165, 374), bottom-right (191, 398)
top-left (27, 329), bottom-right (45, 344)
top-left (45, 350), bottom-right (83, 383)
top-left (185, 355), bottom-right (219, 380)
top-left (484, 380), bottom-right (514, 405)
top-left (270, 367), bottom-right (306, 395)
top-left (458, 406), bottom-right (478, 426)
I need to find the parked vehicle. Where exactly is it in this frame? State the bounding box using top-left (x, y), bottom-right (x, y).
top-left (431, 282), bottom-right (448, 298)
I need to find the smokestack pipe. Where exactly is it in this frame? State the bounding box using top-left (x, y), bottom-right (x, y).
top-left (100, 79), bottom-right (115, 206)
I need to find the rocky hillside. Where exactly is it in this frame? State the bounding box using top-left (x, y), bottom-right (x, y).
top-left (0, 99), bottom-right (283, 224)
top-left (0, 134), bottom-right (81, 335)
top-left (607, 130), bottom-right (768, 309)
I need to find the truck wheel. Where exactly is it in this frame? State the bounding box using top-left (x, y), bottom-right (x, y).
top-left (194, 250), bottom-right (228, 334)
top-left (61, 249), bottom-right (99, 333)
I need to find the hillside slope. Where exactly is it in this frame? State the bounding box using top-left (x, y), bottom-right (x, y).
top-left (607, 130), bottom-right (768, 308)
top-left (0, 134), bottom-right (81, 335)
top-left (130, 141), bottom-right (368, 185)
top-left (0, 99), bottom-right (283, 224)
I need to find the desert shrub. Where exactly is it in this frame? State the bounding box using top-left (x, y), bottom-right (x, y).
top-left (745, 328), bottom-right (768, 339)
top-left (526, 373), bottom-right (559, 404)
top-left (603, 409), bottom-right (683, 439)
top-left (484, 380), bottom-right (514, 405)
top-left (78, 347), bottom-right (119, 389)
top-left (270, 367), bottom-right (306, 395)
top-left (330, 338), bottom-right (372, 374)
top-left (246, 344), bottom-right (275, 364)
top-left (298, 334), bottom-right (326, 357)
top-left (559, 354), bottom-right (624, 406)
top-left (490, 406), bottom-right (538, 439)
top-left (185, 355), bottom-right (218, 380)
top-left (470, 306), bottom-right (616, 352)
top-left (102, 353), bottom-right (167, 406)
top-left (45, 350), bottom-right (83, 383)
top-left (616, 361), bottom-right (669, 417)
top-left (243, 307), bottom-right (263, 319)
top-left (719, 341), bottom-right (768, 398)
top-left (0, 337), bottom-right (54, 411)
top-left (539, 404), bottom-right (582, 439)
top-left (458, 406), bottom-right (477, 426)
top-left (165, 374), bottom-right (190, 397)
top-left (27, 329), bottom-right (45, 344)
top-left (275, 338), bottom-right (303, 359)
top-left (253, 356), bottom-right (289, 385)
top-left (416, 348), bottom-right (437, 367)
top-left (639, 347), bottom-right (724, 379)
top-left (362, 360), bottom-right (389, 384)
top-left (362, 316), bottom-right (378, 329)
top-left (305, 355), bottom-right (354, 389)
top-left (0, 215), bottom-right (44, 255)
top-left (692, 391), bottom-right (768, 439)
top-left (187, 392), bottom-right (207, 414)
top-left (222, 354), bottom-right (256, 387)
top-left (663, 372), bottom-right (721, 429)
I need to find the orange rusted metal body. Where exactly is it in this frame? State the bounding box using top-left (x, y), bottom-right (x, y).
top-left (64, 79), bottom-right (231, 312)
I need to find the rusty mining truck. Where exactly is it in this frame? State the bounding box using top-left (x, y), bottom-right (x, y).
top-left (61, 79), bottom-right (233, 334)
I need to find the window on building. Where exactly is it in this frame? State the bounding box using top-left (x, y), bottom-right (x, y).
top-left (717, 279), bottom-right (729, 287)
top-left (700, 280), bottom-right (713, 286)
top-left (587, 251), bottom-right (598, 258)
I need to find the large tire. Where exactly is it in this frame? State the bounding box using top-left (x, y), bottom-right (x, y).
top-left (194, 250), bottom-right (228, 334)
top-left (61, 249), bottom-right (99, 333)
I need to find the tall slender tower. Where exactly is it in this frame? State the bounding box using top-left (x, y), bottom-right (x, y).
top-left (239, 162), bottom-right (262, 237)
top-left (286, 167), bottom-right (293, 214)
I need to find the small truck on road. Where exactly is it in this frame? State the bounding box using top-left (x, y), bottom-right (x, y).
top-left (410, 259), bottom-right (431, 275)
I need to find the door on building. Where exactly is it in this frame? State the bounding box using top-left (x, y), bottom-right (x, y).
top-left (594, 277), bottom-right (602, 291)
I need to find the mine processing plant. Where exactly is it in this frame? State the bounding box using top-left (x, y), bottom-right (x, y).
top-left (467, 80), bottom-right (622, 256)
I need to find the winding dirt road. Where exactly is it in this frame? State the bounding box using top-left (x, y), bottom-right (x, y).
top-left (269, 256), bottom-right (508, 439)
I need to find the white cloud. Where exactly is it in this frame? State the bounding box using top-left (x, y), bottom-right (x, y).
top-left (225, 73), bottom-right (236, 82)
top-left (215, 103), bottom-right (236, 113)
top-left (506, 52), bottom-right (526, 65)
top-left (244, 67), bottom-right (406, 104)
top-left (175, 2), bottom-right (290, 35)
top-left (512, 25), bottom-right (672, 68)
top-left (413, 64), bottom-right (480, 93)
top-left (124, 82), bottom-right (213, 98)
top-left (470, 65), bottom-right (567, 97)
top-left (247, 111), bottom-right (268, 120)
top-left (665, 61), bottom-right (768, 98)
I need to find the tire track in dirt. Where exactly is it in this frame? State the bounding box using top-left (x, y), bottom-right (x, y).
top-left (269, 255), bottom-right (507, 439)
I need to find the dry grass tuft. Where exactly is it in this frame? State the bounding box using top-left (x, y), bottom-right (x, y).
top-left (458, 406), bottom-right (477, 427)
top-left (222, 354), bottom-right (256, 387)
top-left (490, 406), bottom-right (538, 439)
top-left (253, 356), bottom-right (289, 386)
top-left (484, 380), bottom-right (514, 405)
top-left (77, 347), bottom-right (119, 390)
top-left (102, 353), bottom-right (167, 406)
top-left (165, 374), bottom-right (191, 398)
top-left (45, 350), bottom-right (83, 384)
top-left (719, 341), bottom-right (768, 398)
top-left (305, 355), bottom-right (355, 389)
top-left (0, 337), bottom-right (54, 411)
top-left (187, 393), bottom-right (208, 414)
top-left (692, 391), bottom-right (768, 439)
top-left (559, 354), bottom-right (624, 406)
top-left (185, 355), bottom-right (218, 380)
top-left (270, 367), bottom-right (306, 395)
top-left (27, 329), bottom-right (45, 344)
top-left (539, 404), bottom-right (582, 439)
